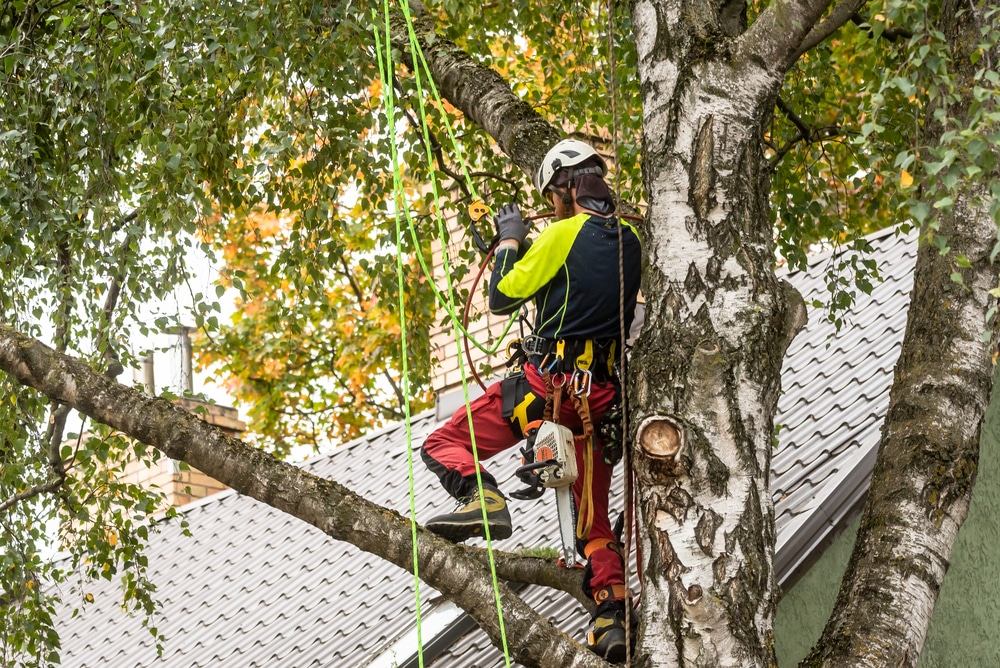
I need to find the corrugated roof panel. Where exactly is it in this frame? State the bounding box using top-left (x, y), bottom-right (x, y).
top-left (770, 227), bottom-right (915, 590)
top-left (51, 226), bottom-right (918, 667)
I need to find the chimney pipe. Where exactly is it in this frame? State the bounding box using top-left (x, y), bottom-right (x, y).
top-left (166, 325), bottom-right (195, 394)
top-left (179, 327), bottom-right (193, 394)
top-left (143, 353), bottom-right (155, 394)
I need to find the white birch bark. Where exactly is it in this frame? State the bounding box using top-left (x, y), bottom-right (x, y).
top-left (625, 0), bottom-right (829, 663)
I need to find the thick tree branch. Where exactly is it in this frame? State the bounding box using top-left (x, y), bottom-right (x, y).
top-left (805, 191), bottom-right (995, 668)
top-left (0, 325), bottom-right (610, 668)
top-left (740, 0), bottom-right (838, 71)
top-left (849, 11), bottom-right (915, 42)
top-left (470, 547), bottom-right (593, 613)
top-left (793, 0), bottom-right (870, 60)
top-left (806, 6), bottom-right (997, 661)
top-left (383, 1), bottom-right (561, 180)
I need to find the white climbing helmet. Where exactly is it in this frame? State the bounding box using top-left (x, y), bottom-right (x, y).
top-left (533, 139), bottom-right (607, 197)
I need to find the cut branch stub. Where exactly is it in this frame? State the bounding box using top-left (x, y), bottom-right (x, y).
top-left (637, 416), bottom-right (686, 467)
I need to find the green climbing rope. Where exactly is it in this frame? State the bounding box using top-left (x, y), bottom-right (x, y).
top-left (373, 3), bottom-right (513, 665)
top-left (372, 19), bottom-right (426, 668)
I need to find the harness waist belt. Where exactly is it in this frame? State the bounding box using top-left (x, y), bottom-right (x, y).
top-left (520, 336), bottom-right (618, 380)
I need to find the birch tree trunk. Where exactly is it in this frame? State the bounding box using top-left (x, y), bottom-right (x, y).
top-left (804, 2), bottom-right (999, 663)
top-left (625, 0), bottom-right (833, 663)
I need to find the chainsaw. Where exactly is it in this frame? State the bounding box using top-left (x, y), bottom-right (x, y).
top-left (511, 421), bottom-right (579, 567)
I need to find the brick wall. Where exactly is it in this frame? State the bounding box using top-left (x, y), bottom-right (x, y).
top-left (427, 212), bottom-right (520, 400)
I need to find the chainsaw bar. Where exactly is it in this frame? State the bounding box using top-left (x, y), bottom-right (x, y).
top-left (555, 486), bottom-right (576, 567)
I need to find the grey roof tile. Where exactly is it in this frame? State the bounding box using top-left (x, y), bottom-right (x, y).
top-left (50, 226), bottom-right (918, 668)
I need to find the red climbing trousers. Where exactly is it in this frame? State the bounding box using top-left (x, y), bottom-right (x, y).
top-left (421, 363), bottom-right (625, 596)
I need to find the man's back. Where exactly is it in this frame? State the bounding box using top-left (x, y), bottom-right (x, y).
top-left (491, 213), bottom-right (641, 341)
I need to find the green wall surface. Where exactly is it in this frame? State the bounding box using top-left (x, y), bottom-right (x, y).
top-left (774, 518), bottom-right (858, 665)
top-left (774, 369), bottom-right (1000, 667)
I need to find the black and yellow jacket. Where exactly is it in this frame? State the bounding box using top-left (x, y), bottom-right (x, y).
top-left (488, 212), bottom-right (641, 341)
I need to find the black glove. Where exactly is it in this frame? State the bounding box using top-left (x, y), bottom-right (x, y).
top-left (493, 203), bottom-right (529, 245)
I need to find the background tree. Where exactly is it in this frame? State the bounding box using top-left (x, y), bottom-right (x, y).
top-left (1, 0), bottom-right (998, 667)
top-left (806, 0), bottom-right (1000, 662)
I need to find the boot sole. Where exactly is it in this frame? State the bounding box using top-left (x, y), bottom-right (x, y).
top-left (426, 520), bottom-right (513, 543)
top-left (603, 643), bottom-right (626, 664)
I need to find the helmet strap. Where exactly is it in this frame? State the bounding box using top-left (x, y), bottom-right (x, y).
top-left (550, 186), bottom-right (573, 209)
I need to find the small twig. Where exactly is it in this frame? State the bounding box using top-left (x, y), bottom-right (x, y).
top-left (768, 98), bottom-right (845, 171)
top-left (107, 209), bottom-right (139, 235)
top-left (335, 256), bottom-right (409, 414)
top-left (330, 371), bottom-right (407, 420)
top-left (776, 97), bottom-right (814, 142)
top-left (337, 257), bottom-right (366, 305)
top-left (850, 12), bottom-right (915, 42)
top-left (0, 478), bottom-right (64, 514)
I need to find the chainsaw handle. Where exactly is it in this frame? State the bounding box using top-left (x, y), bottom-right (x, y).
top-left (509, 486), bottom-right (545, 501)
top-left (515, 459), bottom-right (558, 476)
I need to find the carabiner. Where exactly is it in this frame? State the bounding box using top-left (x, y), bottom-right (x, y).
top-left (467, 200), bottom-right (494, 254)
top-left (572, 369), bottom-right (592, 396)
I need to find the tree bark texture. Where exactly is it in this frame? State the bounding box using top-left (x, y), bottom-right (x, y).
top-left (804, 3), bottom-right (999, 664)
top-left (386, 1), bottom-right (562, 180)
top-left (625, 0), bottom-right (828, 664)
top-left (0, 324), bottom-right (610, 668)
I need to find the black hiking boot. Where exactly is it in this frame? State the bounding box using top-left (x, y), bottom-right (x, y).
top-left (426, 486), bottom-right (513, 542)
top-left (588, 597), bottom-right (630, 663)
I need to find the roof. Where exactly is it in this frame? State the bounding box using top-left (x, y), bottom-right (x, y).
top-left (50, 227), bottom-right (917, 667)
top-left (772, 228), bottom-right (916, 583)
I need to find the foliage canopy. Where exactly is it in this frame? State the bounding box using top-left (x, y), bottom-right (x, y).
top-left (3, 0), bottom-right (1000, 663)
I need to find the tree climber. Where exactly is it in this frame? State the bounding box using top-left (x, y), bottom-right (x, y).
top-left (421, 139), bottom-right (642, 662)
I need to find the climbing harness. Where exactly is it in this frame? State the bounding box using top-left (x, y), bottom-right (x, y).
top-left (503, 339), bottom-right (612, 568)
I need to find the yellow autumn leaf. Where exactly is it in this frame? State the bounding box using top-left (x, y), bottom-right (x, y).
top-left (85, 593), bottom-right (94, 603)
top-left (900, 168), bottom-right (914, 188)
